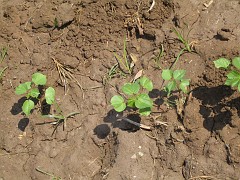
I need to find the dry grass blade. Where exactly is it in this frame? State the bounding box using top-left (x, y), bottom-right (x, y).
top-left (52, 57), bottom-right (84, 98)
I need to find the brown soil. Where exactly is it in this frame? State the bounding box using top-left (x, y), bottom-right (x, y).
top-left (1, 0), bottom-right (240, 179)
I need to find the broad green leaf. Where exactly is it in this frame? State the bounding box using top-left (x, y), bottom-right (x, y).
top-left (225, 78), bottom-right (233, 86)
top-left (28, 88), bottom-right (40, 98)
top-left (135, 93), bottom-right (153, 109)
top-left (225, 78), bottom-right (240, 87)
top-left (226, 71), bottom-right (240, 79)
top-left (45, 87), bottom-right (55, 105)
top-left (238, 83), bottom-right (240, 92)
top-left (122, 82), bottom-right (140, 95)
top-left (173, 70), bottom-right (186, 80)
top-left (22, 99), bottom-right (34, 116)
top-left (165, 80), bottom-right (177, 95)
top-left (127, 97), bottom-right (136, 108)
top-left (213, 58), bottom-right (230, 69)
top-left (230, 78), bottom-right (240, 87)
top-left (139, 107), bottom-right (151, 116)
top-left (139, 76), bottom-right (153, 91)
top-left (111, 95), bottom-right (126, 112)
top-left (15, 82), bottom-right (31, 95)
top-left (32, 72), bottom-right (46, 85)
top-left (232, 57), bottom-right (240, 69)
top-left (162, 69), bottom-right (173, 80)
top-left (179, 79), bottom-right (190, 93)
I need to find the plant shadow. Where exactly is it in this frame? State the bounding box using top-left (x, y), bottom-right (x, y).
top-left (103, 109), bottom-right (141, 132)
top-left (192, 85), bottom-right (235, 131)
top-left (93, 124), bottom-right (111, 139)
top-left (10, 97), bottom-right (27, 115)
top-left (18, 118), bottom-right (29, 131)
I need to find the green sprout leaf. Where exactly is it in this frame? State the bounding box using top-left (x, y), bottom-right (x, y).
top-left (45, 87), bottom-right (55, 105)
top-left (22, 100), bottom-right (34, 116)
top-left (179, 79), bottom-right (190, 93)
top-left (213, 58), bottom-right (230, 69)
top-left (225, 78), bottom-right (240, 87)
top-left (232, 57), bottom-right (240, 69)
top-left (173, 70), bottom-right (186, 80)
top-left (122, 82), bottom-right (140, 95)
top-left (165, 80), bottom-right (177, 95)
top-left (139, 76), bottom-right (153, 91)
top-left (15, 82), bottom-right (32, 95)
top-left (226, 70), bottom-right (240, 79)
top-left (32, 72), bottom-right (47, 85)
top-left (135, 93), bottom-right (153, 109)
top-left (162, 69), bottom-right (173, 80)
top-left (28, 88), bottom-right (40, 98)
top-left (225, 78), bottom-right (234, 86)
top-left (139, 107), bottom-right (151, 116)
top-left (111, 95), bottom-right (126, 112)
top-left (127, 97), bottom-right (136, 108)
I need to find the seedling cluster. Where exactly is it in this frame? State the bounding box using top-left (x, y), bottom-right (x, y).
top-left (111, 72), bottom-right (190, 116)
top-left (15, 72), bottom-right (55, 116)
top-left (111, 76), bottom-right (153, 116)
top-left (214, 57), bottom-right (240, 91)
top-left (161, 69), bottom-right (190, 96)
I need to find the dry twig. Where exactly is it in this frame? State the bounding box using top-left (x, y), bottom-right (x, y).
top-left (52, 57), bottom-right (84, 98)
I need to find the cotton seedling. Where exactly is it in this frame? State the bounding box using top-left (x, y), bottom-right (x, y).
top-left (214, 57), bottom-right (240, 91)
top-left (111, 76), bottom-right (153, 116)
top-left (15, 72), bottom-right (55, 116)
top-left (162, 69), bottom-right (190, 96)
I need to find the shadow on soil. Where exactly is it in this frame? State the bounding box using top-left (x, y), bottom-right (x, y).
top-left (94, 109), bottom-right (142, 139)
top-left (18, 118), bottom-right (29, 131)
top-left (10, 97), bottom-right (26, 115)
top-left (192, 85), bottom-right (236, 131)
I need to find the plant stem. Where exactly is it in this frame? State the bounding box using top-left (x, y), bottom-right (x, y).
top-left (170, 48), bottom-right (185, 70)
top-left (121, 117), bottom-right (152, 130)
top-left (36, 167), bottom-right (55, 177)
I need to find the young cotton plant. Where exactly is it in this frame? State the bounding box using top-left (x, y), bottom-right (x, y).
top-left (15, 72), bottom-right (55, 116)
top-left (111, 76), bottom-right (153, 116)
top-left (162, 69), bottom-right (190, 96)
top-left (214, 57), bottom-right (240, 91)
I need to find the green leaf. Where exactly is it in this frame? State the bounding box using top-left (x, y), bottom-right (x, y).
top-left (179, 79), bottom-right (190, 93)
top-left (15, 82), bottom-right (32, 95)
top-left (28, 88), bottom-right (40, 98)
top-left (238, 83), bottom-right (240, 92)
top-left (135, 93), bottom-right (153, 109)
top-left (139, 76), bottom-right (153, 91)
top-left (173, 70), bottom-right (186, 80)
top-left (226, 71), bottom-right (240, 79)
top-left (127, 97), bottom-right (136, 108)
top-left (22, 100), bottom-right (34, 116)
top-left (225, 77), bottom-right (240, 87)
top-left (111, 95), bottom-right (126, 112)
top-left (230, 78), bottom-right (239, 87)
top-left (162, 69), bottom-right (173, 80)
top-left (45, 87), bottom-right (55, 105)
top-left (165, 80), bottom-right (177, 95)
top-left (122, 82), bottom-right (140, 95)
top-left (139, 107), bottom-right (151, 116)
top-left (32, 72), bottom-right (47, 85)
top-left (232, 57), bottom-right (240, 69)
top-left (225, 78), bottom-right (233, 86)
top-left (213, 58), bottom-right (230, 69)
